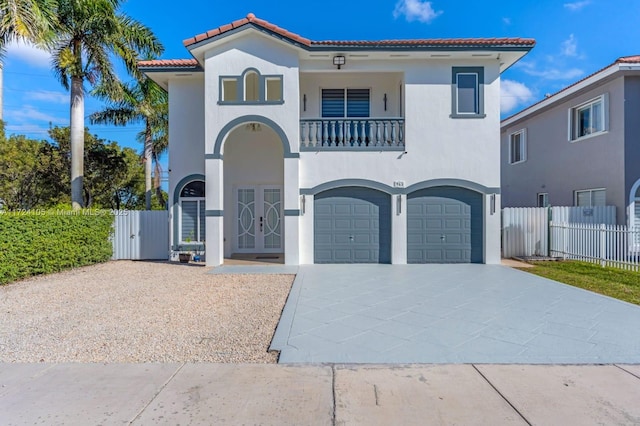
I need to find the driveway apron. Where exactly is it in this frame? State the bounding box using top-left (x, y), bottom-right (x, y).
top-left (270, 264), bottom-right (640, 364)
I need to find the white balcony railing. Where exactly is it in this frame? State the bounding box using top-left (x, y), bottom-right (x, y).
top-left (300, 118), bottom-right (404, 150)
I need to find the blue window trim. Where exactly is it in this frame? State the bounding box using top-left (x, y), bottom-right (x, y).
top-left (218, 68), bottom-right (284, 105)
top-left (450, 67), bottom-right (485, 119)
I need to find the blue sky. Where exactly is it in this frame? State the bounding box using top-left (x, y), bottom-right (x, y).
top-left (3, 0), bottom-right (640, 156)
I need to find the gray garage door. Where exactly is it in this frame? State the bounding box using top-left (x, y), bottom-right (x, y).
top-left (407, 187), bottom-right (483, 263)
top-left (315, 187), bottom-right (391, 263)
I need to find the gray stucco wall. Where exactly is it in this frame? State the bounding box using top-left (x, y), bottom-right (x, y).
top-left (624, 76), bottom-right (640, 213)
top-left (501, 76), bottom-right (627, 224)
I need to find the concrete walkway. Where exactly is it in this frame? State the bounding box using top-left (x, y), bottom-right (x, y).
top-left (1, 363), bottom-right (639, 425)
top-left (271, 264), bottom-right (640, 364)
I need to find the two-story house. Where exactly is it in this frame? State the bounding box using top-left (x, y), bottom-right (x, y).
top-left (140, 13), bottom-right (534, 266)
top-left (501, 56), bottom-right (640, 227)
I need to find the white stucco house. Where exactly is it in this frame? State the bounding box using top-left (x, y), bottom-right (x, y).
top-left (140, 13), bottom-right (534, 266)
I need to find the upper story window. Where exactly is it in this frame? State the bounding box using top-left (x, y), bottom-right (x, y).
top-left (451, 67), bottom-right (485, 118)
top-left (219, 68), bottom-right (284, 104)
top-left (574, 188), bottom-right (606, 207)
top-left (509, 129), bottom-right (527, 164)
top-left (569, 94), bottom-right (608, 141)
top-left (321, 88), bottom-right (370, 118)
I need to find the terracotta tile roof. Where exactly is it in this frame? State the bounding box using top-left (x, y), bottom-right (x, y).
top-left (183, 13), bottom-right (534, 49)
top-left (503, 55), bottom-right (640, 124)
top-left (184, 13), bottom-right (311, 47)
top-left (616, 55), bottom-right (640, 63)
top-left (138, 59), bottom-right (199, 68)
top-left (311, 38), bottom-right (535, 47)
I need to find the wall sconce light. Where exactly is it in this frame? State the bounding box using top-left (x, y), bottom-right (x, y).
top-left (384, 93), bottom-right (388, 111)
top-left (301, 194), bottom-right (306, 215)
top-left (303, 94), bottom-right (307, 112)
top-left (490, 194), bottom-right (496, 215)
top-left (333, 55), bottom-right (346, 70)
top-left (396, 194), bottom-right (402, 215)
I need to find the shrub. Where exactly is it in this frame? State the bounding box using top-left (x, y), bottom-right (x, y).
top-left (0, 210), bottom-right (113, 285)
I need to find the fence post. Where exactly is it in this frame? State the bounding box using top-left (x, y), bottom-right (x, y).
top-left (600, 223), bottom-right (606, 267)
top-left (562, 222), bottom-right (568, 260)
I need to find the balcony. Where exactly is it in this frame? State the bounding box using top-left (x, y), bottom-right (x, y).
top-left (300, 118), bottom-right (405, 151)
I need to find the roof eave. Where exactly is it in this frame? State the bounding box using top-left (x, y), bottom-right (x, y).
top-left (501, 62), bottom-right (640, 128)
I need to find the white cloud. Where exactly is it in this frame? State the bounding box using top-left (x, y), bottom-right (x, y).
top-left (25, 90), bottom-right (68, 104)
top-left (517, 61), bottom-right (584, 81)
top-left (501, 80), bottom-right (534, 113)
top-left (5, 40), bottom-right (51, 68)
top-left (4, 105), bottom-right (66, 125)
top-left (561, 34), bottom-right (578, 57)
top-left (564, 1), bottom-right (591, 11)
top-left (502, 17), bottom-right (512, 25)
top-left (393, 0), bottom-right (443, 23)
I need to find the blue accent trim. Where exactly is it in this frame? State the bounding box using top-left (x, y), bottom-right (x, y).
top-left (172, 174), bottom-right (206, 251)
top-left (451, 67), bottom-right (485, 119)
top-left (204, 154), bottom-right (219, 159)
top-left (206, 210), bottom-right (223, 217)
top-left (284, 209), bottom-right (301, 216)
top-left (300, 179), bottom-right (400, 195)
top-left (300, 146), bottom-right (404, 152)
top-left (213, 115), bottom-right (296, 157)
top-left (405, 179), bottom-right (499, 195)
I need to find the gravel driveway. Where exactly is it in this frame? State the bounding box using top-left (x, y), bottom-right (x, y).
top-left (0, 261), bottom-right (294, 363)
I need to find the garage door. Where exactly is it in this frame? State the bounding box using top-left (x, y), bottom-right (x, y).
top-left (314, 187), bottom-right (391, 263)
top-left (407, 187), bottom-right (483, 263)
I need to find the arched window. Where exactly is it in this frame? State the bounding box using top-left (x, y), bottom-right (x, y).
top-left (244, 71), bottom-right (259, 101)
top-left (180, 181), bottom-right (205, 243)
top-left (219, 69), bottom-right (283, 104)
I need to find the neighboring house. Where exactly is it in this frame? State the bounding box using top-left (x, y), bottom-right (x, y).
top-left (140, 13), bottom-right (534, 266)
top-left (501, 56), bottom-right (640, 227)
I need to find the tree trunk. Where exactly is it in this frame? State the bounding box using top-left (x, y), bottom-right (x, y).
top-left (154, 159), bottom-right (166, 209)
top-left (70, 76), bottom-right (84, 210)
top-left (144, 123), bottom-right (152, 210)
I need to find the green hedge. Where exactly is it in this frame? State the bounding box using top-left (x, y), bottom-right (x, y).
top-left (0, 210), bottom-right (113, 285)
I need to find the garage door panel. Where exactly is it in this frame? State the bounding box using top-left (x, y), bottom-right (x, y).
top-left (334, 219), bottom-right (352, 229)
top-left (408, 187), bottom-right (483, 264)
top-left (315, 187), bottom-right (391, 263)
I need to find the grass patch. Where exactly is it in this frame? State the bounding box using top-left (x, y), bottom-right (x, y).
top-left (519, 261), bottom-right (640, 305)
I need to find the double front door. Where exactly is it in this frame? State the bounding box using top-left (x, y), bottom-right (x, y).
top-left (236, 186), bottom-right (283, 253)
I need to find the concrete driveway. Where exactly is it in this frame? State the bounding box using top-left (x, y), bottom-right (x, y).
top-left (270, 264), bottom-right (640, 363)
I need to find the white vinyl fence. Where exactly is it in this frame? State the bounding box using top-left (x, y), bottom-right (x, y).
top-left (550, 222), bottom-right (640, 271)
top-left (502, 206), bottom-right (617, 258)
top-left (112, 210), bottom-right (169, 260)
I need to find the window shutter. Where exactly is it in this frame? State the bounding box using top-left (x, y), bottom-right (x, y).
top-left (346, 89), bottom-right (370, 117)
top-left (181, 201), bottom-right (198, 241)
top-left (321, 89), bottom-right (345, 117)
top-left (198, 201), bottom-right (205, 241)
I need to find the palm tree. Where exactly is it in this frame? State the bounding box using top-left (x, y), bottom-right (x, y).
top-left (90, 75), bottom-right (168, 209)
top-left (51, 0), bottom-right (162, 209)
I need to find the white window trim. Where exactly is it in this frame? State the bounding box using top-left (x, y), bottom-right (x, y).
top-left (537, 192), bottom-right (549, 207)
top-left (567, 93), bottom-right (609, 142)
top-left (509, 129), bottom-right (527, 164)
top-left (574, 188), bottom-right (606, 207)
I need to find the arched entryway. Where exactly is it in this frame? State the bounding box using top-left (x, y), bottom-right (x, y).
top-left (222, 121), bottom-right (285, 257)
